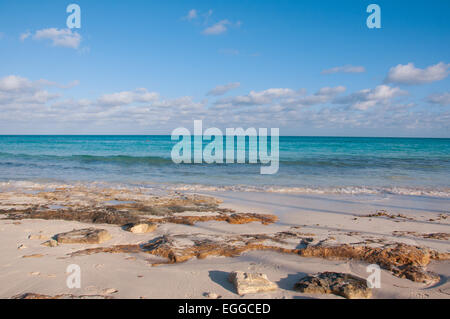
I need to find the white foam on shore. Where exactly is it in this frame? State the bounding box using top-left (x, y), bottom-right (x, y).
top-left (166, 184), bottom-right (450, 198)
top-left (1, 180), bottom-right (449, 198)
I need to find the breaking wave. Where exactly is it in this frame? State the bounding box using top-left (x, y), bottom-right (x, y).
top-left (166, 184), bottom-right (450, 198)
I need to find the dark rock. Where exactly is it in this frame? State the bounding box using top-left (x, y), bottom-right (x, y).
top-left (294, 272), bottom-right (372, 299)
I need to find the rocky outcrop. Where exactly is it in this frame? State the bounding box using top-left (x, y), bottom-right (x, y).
top-left (144, 213), bottom-right (277, 226)
top-left (2, 186), bottom-right (277, 227)
top-left (229, 271), bottom-right (277, 295)
top-left (139, 233), bottom-right (303, 263)
top-left (359, 210), bottom-right (414, 220)
top-left (125, 223), bottom-right (157, 234)
top-left (294, 272), bottom-right (372, 299)
top-left (69, 231), bottom-right (448, 284)
top-left (7, 207), bottom-right (277, 227)
top-left (69, 232), bottom-right (301, 263)
top-left (6, 205), bottom-right (276, 228)
top-left (41, 239), bottom-right (58, 247)
top-left (298, 243), bottom-right (445, 284)
top-left (55, 228), bottom-right (112, 244)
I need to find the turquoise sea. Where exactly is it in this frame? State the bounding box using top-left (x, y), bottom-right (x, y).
top-left (0, 136), bottom-right (449, 196)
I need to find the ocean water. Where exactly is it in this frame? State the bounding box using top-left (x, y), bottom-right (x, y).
top-left (0, 135), bottom-right (449, 197)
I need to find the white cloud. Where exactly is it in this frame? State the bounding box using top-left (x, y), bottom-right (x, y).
top-left (366, 85), bottom-right (406, 100)
top-left (202, 20), bottom-right (231, 35)
top-left (295, 86), bottom-right (346, 106)
top-left (213, 86), bottom-right (347, 109)
top-left (0, 75), bottom-right (78, 107)
top-left (427, 92), bottom-right (450, 106)
top-left (385, 62), bottom-right (450, 85)
top-left (216, 88), bottom-right (298, 106)
top-left (185, 9), bottom-right (198, 20)
top-left (335, 85), bottom-right (407, 110)
top-left (0, 75), bottom-right (33, 92)
top-left (98, 88), bottom-right (160, 106)
top-left (15, 90), bottom-right (60, 104)
top-left (207, 82), bottom-right (240, 96)
top-left (0, 75), bottom-right (68, 105)
top-left (20, 32), bottom-right (31, 41)
top-left (1, 75), bottom-right (448, 135)
top-left (0, 75), bottom-right (79, 92)
top-left (32, 28), bottom-right (82, 49)
top-left (185, 10), bottom-right (240, 36)
top-left (322, 65), bottom-right (365, 74)
top-left (36, 79), bottom-right (80, 89)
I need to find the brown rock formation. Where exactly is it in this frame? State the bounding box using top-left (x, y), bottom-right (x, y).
top-left (229, 271), bottom-right (278, 295)
top-left (3, 187), bottom-right (277, 227)
top-left (125, 223), bottom-right (157, 234)
top-left (69, 233), bottom-right (300, 263)
top-left (69, 232), bottom-right (448, 284)
top-left (298, 243), bottom-right (444, 283)
top-left (294, 272), bottom-right (372, 299)
top-left (55, 228), bottom-right (112, 244)
top-left (359, 210), bottom-right (414, 220)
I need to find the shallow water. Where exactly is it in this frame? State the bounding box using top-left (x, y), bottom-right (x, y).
top-left (0, 135), bottom-right (449, 197)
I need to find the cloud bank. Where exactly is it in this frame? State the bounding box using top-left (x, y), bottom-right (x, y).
top-left (0, 69), bottom-right (448, 136)
top-left (386, 62), bottom-right (449, 85)
top-left (21, 28), bottom-right (82, 49)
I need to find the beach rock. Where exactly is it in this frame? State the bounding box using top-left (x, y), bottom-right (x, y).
top-left (228, 271), bottom-right (278, 295)
top-left (203, 292), bottom-right (220, 299)
top-left (28, 234), bottom-right (49, 240)
top-left (55, 228), bottom-right (112, 244)
top-left (17, 244), bottom-right (26, 250)
top-left (3, 185), bottom-right (277, 227)
top-left (102, 288), bottom-right (118, 295)
top-left (126, 223), bottom-right (157, 234)
top-left (41, 239), bottom-right (58, 247)
top-left (67, 232), bottom-right (447, 285)
top-left (392, 265), bottom-right (440, 283)
top-left (294, 272), bottom-right (372, 299)
top-left (3, 187), bottom-right (249, 227)
top-left (69, 231), bottom-right (301, 265)
top-left (298, 243), bottom-right (444, 284)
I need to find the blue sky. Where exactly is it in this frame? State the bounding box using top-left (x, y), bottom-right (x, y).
top-left (0, 0), bottom-right (449, 136)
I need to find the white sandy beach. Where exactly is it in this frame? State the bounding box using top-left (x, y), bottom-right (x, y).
top-left (0, 185), bottom-right (449, 299)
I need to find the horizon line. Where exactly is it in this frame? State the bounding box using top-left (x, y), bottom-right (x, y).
top-left (0, 134), bottom-right (449, 139)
